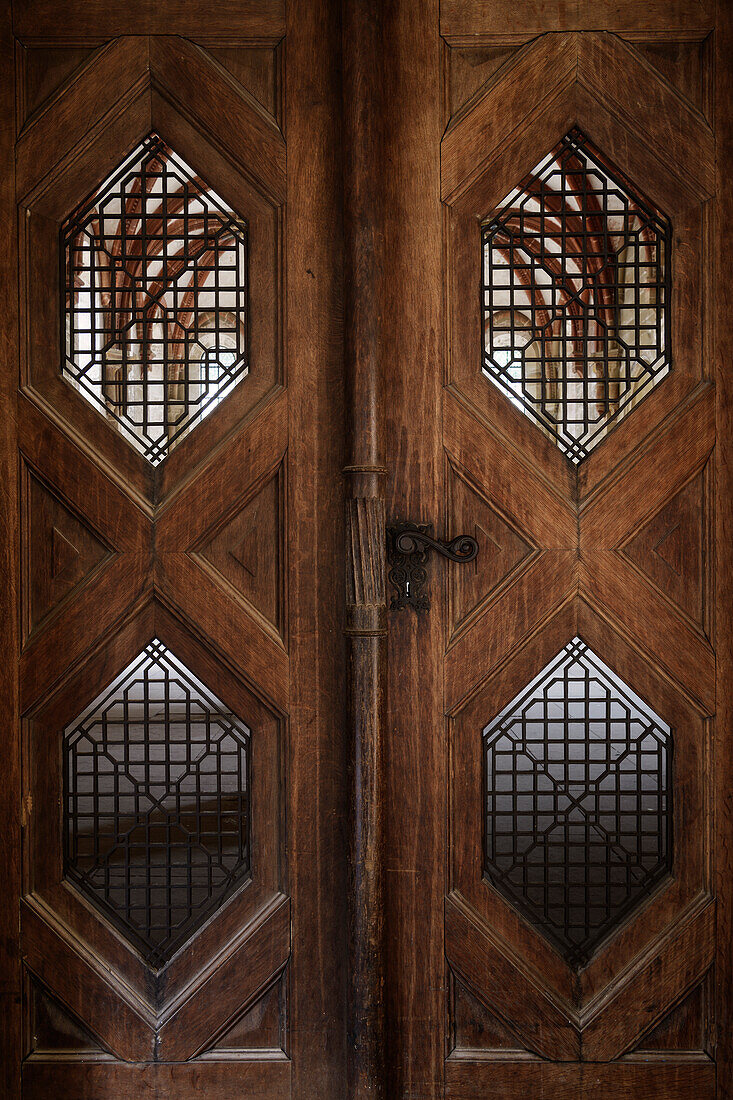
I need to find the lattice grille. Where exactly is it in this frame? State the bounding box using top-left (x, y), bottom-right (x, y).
top-left (64, 640), bottom-right (250, 969)
top-left (62, 133), bottom-right (248, 465)
top-left (482, 129), bottom-right (671, 463)
top-left (483, 637), bottom-right (671, 968)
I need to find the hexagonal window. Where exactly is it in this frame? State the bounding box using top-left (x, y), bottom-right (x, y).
top-left (64, 640), bottom-right (250, 969)
top-left (62, 133), bottom-right (248, 465)
top-left (483, 637), bottom-right (671, 968)
top-left (482, 128), bottom-right (671, 463)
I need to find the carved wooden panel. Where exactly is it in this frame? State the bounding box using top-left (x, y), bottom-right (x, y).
top-left (25, 978), bottom-right (105, 1058)
top-left (437, 23), bottom-right (717, 1096)
top-left (23, 467), bottom-right (111, 638)
top-left (634, 972), bottom-right (713, 1054)
top-left (19, 36), bottom-right (284, 505)
top-left (203, 976), bottom-right (285, 1055)
top-left (195, 44), bottom-right (281, 122)
top-left (13, 27), bottom-right (301, 1093)
top-left (448, 460), bottom-right (535, 637)
top-left (196, 465), bottom-right (283, 634)
top-left (620, 465), bottom-right (708, 626)
top-left (451, 977), bottom-right (526, 1053)
top-left (17, 45), bottom-right (99, 128)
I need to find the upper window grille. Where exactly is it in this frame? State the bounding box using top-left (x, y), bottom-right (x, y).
top-left (62, 133), bottom-right (248, 465)
top-left (482, 129), bottom-right (671, 463)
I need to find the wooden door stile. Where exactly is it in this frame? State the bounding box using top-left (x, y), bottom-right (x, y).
top-left (714, 0), bottom-right (733, 1092)
top-left (342, 1), bottom-right (388, 1095)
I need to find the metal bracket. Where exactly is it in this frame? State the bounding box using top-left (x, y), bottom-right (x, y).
top-left (387, 523), bottom-right (479, 612)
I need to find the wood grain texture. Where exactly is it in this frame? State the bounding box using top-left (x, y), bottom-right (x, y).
top-left (715, 0), bottom-right (733, 1093)
top-left (342, 2), bottom-right (387, 1093)
top-left (157, 896), bottom-right (290, 1060)
top-left (21, 898), bottom-right (156, 1062)
top-left (22, 1058), bottom-right (291, 1099)
top-left (346, 498), bottom-right (386, 613)
top-left (439, 0), bottom-right (714, 39)
top-left (621, 468), bottom-right (707, 626)
top-left (636, 971), bottom-right (712, 1053)
top-left (195, 44), bottom-right (280, 122)
top-left (452, 976), bottom-right (529, 1051)
top-left (156, 392), bottom-right (287, 549)
top-left (441, 33), bottom-right (577, 205)
top-left (382, 0), bottom-right (445, 1093)
top-left (441, 32), bottom-right (714, 210)
top-left (445, 44), bottom-right (520, 122)
top-left (445, 553), bottom-right (576, 714)
top-left (0, 15), bottom-right (21, 1100)
top-left (154, 558), bottom-right (288, 714)
top-left (197, 465), bottom-right (284, 634)
top-left (447, 460), bottom-right (536, 639)
top-left (27, 975), bottom-right (108, 1055)
top-left (444, 1054), bottom-right (715, 1099)
top-left (445, 895), bottom-right (580, 1061)
top-left (13, 0), bottom-right (286, 40)
top-left (16, 37), bottom-right (150, 201)
top-left (444, 392), bottom-right (576, 548)
top-left (149, 37), bottom-right (286, 203)
top-left (203, 974), bottom-right (284, 1052)
top-left (286, 0), bottom-right (348, 1095)
top-left (20, 553), bottom-right (151, 715)
top-left (18, 44), bottom-right (98, 127)
top-left (578, 552), bottom-right (715, 717)
top-left (634, 39), bottom-right (712, 118)
top-left (576, 33), bottom-right (714, 201)
top-left (580, 898), bottom-right (715, 1060)
top-left (24, 469), bottom-right (112, 635)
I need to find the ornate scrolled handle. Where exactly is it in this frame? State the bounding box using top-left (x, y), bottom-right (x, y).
top-left (387, 523), bottom-right (479, 611)
top-left (393, 529), bottom-right (478, 563)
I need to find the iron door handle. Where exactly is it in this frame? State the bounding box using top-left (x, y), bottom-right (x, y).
top-left (387, 523), bottom-right (479, 611)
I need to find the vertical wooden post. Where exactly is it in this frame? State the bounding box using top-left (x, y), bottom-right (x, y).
top-left (342, 1), bottom-right (387, 1095)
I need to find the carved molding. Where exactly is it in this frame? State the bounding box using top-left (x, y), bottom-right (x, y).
top-left (346, 497), bottom-right (386, 634)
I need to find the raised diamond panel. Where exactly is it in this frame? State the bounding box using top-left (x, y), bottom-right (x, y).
top-left (483, 636), bottom-right (671, 968)
top-left (482, 128), bottom-right (671, 463)
top-left (64, 639), bottom-right (251, 969)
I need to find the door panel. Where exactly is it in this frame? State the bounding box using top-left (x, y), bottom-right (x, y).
top-left (1, 2), bottom-right (345, 1096)
top-left (385, 2), bottom-right (727, 1097)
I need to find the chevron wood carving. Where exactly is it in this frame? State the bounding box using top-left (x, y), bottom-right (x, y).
top-left (24, 470), bottom-right (111, 635)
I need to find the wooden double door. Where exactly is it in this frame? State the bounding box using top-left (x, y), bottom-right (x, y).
top-left (1, 1), bottom-right (732, 1097)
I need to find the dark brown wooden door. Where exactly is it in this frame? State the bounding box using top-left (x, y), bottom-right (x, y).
top-left (2, 2), bottom-right (733, 1099)
top-left (382, 2), bottom-right (733, 1098)
top-left (0, 2), bottom-right (346, 1097)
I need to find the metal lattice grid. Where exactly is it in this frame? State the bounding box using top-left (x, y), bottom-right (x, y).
top-left (482, 129), bottom-right (671, 463)
top-left (483, 637), bottom-right (671, 968)
top-left (62, 133), bottom-right (248, 465)
top-left (64, 640), bottom-right (251, 969)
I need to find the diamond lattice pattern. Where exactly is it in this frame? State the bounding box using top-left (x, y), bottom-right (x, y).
top-left (482, 129), bottom-right (671, 463)
top-left (64, 640), bottom-right (250, 969)
top-left (483, 636), bottom-right (671, 968)
top-left (62, 133), bottom-right (248, 464)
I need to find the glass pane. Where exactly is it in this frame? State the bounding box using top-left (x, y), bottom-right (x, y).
top-left (64, 640), bottom-right (250, 969)
top-left (62, 133), bottom-right (248, 465)
top-left (482, 129), bottom-right (671, 463)
top-left (483, 636), bottom-right (671, 967)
